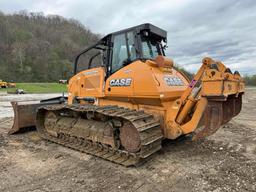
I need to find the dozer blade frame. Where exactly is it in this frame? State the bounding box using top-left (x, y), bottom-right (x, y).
top-left (170, 57), bottom-right (244, 140)
top-left (9, 96), bottom-right (67, 134)
top-left (191, 94), bottom-right (242, 140)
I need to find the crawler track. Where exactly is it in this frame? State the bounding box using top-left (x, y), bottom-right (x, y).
top-left (36, 104), bottom-right (163, 166)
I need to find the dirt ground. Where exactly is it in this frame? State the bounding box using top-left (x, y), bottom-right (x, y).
top-left (0, 89), bottom-right (255, 192)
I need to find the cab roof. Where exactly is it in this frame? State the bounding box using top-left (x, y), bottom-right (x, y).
top-left (101, 23), bottom-right (167, 43)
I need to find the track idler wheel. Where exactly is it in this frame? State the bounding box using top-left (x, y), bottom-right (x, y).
top-left (119, 121), bottom-right (141, 153)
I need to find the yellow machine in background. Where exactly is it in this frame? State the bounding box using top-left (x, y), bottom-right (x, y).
top-left (0, 80), bottom-right (7, 88)
top-left (0, 80), bottom-right (16, 88)
top-left (10, 24), bottom-right (244, 166)
top-left (7, 82), bottom-right (16, 88)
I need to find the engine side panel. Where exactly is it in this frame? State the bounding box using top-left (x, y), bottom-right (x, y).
top-left (104, 60), bottom-right (189, 102)
top-left (68, 67), bottom-right (105, 104)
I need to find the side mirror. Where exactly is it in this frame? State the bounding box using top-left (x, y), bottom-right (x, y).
top-left (163, 44), bottom-right (168, 50)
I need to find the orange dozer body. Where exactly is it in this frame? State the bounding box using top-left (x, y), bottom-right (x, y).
top-left (9, 23), bottom-right (244, 165)
top-left (67, 56), bottom-right (244, 140)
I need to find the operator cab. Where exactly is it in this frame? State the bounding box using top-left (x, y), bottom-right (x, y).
top-left (74, 23), bottom-right (167, 77)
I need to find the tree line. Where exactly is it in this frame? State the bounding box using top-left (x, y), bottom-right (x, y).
top-left (1, 11), bottom-right (253, 85)
top-left (244, 75), bottom-right (256, 86)
top-left (0, 11), bottom-right (100, 82)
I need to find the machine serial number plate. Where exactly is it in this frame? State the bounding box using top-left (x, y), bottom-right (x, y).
top-left (164, 76), bottom-right (184, 86)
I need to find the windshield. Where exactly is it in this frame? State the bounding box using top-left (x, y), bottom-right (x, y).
top-left (141, 38), bottom-right (163, 59)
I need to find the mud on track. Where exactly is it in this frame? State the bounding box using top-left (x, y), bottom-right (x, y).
top-left (0, 90), bottom-right (255, 192)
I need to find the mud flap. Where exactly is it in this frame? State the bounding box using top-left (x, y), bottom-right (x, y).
top-left (192, 94), bottom-right (242, 140)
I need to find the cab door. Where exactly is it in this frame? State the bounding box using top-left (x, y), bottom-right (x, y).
top-left (105, 31), bottom-right (136, 97)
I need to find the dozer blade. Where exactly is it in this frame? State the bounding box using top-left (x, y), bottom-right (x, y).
top-left (9, 101), bottom-right (49, 134)
top-left (9, 96), bottom-right (67, 134)
top-left (192, 94), bottom-right (242, 140)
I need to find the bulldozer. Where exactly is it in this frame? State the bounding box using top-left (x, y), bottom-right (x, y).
top-left (9, 23), bottom-right (244, 166)
top-left (7, 81), bottom-right (16, 88)
top-left (0, 79), bottom-right (7, 88)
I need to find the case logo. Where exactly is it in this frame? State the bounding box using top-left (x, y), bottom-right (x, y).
top-left (110, 78), bottom-right (132, 87)
top-left (164, 76), bottom-right (184, 86)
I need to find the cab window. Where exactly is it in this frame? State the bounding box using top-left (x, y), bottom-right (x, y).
top-left (141, 37), bottom-right (162, 59)
top-left (111, 32), bottom-right (136, 73)
top-left (111, 34), bottom-right (127, 73)
top-left (127, 32), bottom-right (136, 61)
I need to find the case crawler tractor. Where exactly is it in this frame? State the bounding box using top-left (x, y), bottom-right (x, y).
top-left (9, 24), bottom-right (244, 166)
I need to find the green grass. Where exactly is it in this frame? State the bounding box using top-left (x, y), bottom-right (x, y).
top-left (0, 83), bottom-right (67, 93)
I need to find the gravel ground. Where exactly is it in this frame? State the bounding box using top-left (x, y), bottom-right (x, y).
top-left (0, 89), bottom-right (255, 192)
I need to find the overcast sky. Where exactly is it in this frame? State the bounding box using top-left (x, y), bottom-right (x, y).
top-left (1, 0), bottom-right (256, 74)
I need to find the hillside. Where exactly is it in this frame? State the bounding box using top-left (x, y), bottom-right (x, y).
top-left (0, 11), bottom-right (100, 82)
